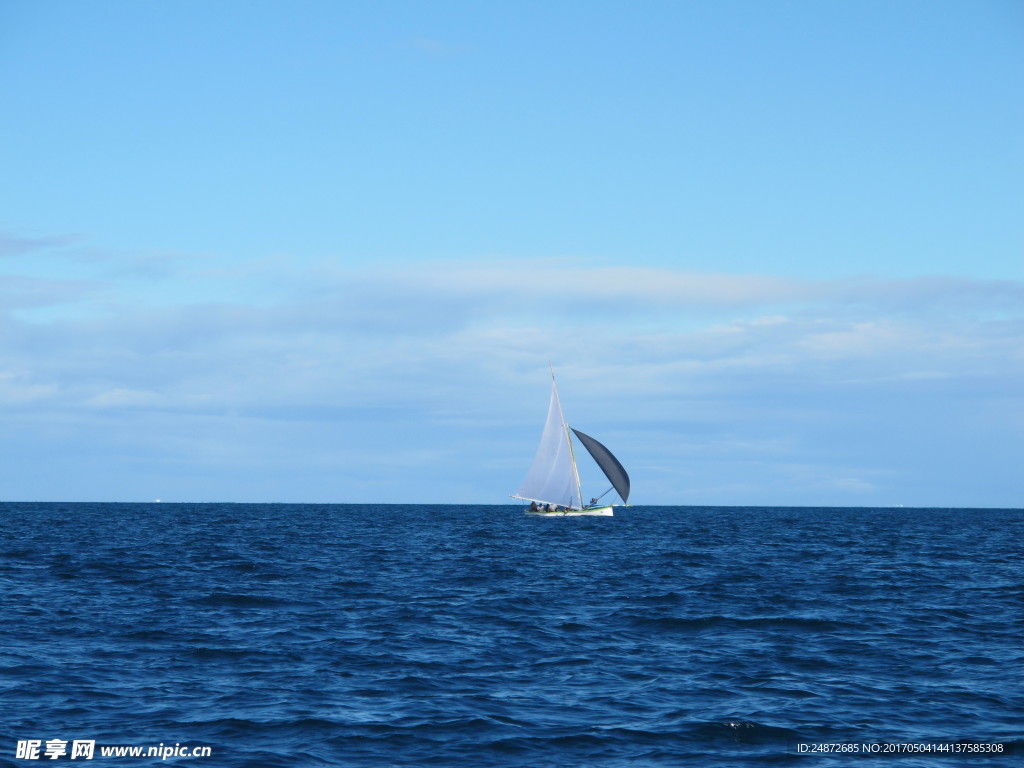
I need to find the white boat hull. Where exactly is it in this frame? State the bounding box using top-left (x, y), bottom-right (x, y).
top-left (525, 505), bottom-right (614, 517)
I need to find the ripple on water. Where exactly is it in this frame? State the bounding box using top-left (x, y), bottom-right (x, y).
top-left (2, 503), bottom-right (1021, 767)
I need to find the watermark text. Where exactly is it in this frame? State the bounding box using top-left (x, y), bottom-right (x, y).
top-left (15, 740), bottom-right (212, 760)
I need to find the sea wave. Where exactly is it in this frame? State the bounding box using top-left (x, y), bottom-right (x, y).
top-left (2, 503), bottom-right (1020, 767)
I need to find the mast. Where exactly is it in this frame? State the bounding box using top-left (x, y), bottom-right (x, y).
top-left (550, 362), bottom-right (583, 509)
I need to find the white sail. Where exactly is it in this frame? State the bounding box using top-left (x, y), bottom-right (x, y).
top-left (514, 375), bottom-right (583, 509)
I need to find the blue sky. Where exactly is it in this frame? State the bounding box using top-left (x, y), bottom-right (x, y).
top-left (1, 0), bottom-right (1021, 505)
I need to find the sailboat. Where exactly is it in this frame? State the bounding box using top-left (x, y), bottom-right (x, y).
top-left (513, 366), bottom-right (630, 516)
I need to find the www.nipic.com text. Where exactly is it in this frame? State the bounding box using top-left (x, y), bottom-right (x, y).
top-left (15, 740), bottom-right (212, 760)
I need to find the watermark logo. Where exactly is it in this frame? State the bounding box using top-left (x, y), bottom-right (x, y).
top-left (14, 740), bottom-right (210, 760)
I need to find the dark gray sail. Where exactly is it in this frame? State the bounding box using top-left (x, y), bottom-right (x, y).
top-left (571, 428), bottom-right (630, 504)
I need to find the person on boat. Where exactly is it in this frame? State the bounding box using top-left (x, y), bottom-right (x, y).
top-left (589, 497), bottom-right (599, 507)
top-left (546, 503), bottom-right (557, 513)
top-left (529, 501), bottom-right (539, 511)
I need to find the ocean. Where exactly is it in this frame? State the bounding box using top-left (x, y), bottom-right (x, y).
top-left (1, 503), bottom-right (1020, 766)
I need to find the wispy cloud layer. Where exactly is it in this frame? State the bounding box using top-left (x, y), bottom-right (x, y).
top-left (1, 236), bottom-right (1021, 505)
top-left (0, 233), bottom-right (76, 258)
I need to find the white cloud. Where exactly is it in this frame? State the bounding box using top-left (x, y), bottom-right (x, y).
top-left (6, 258), bottom-right (1023, 406)
top-left (0, 371), bottom-right (58, 404)
top-left (1, 243), bottom-right (1022, 504)
top-left (87, 387), bottom-right (165, 409)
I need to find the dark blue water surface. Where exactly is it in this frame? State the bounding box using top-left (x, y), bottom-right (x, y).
top-left (1, 504), bottom-right (1021, 766)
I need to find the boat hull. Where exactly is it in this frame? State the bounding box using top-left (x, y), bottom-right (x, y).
top-left (525, 506), bottom-right (614, 517)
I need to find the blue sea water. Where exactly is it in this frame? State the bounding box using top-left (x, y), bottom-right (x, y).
top-left (1, 503), bottom-right (1021, 767)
